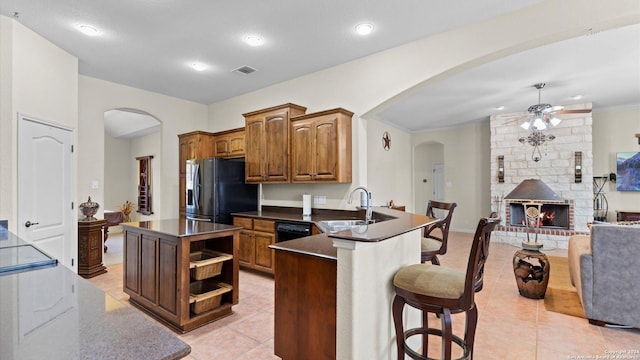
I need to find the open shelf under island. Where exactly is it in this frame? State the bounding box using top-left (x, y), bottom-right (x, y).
top-left (121, 219), bottom-right (240, 333)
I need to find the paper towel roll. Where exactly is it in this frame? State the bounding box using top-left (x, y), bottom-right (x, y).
top-left (303, 194), bottom-right (312, 216)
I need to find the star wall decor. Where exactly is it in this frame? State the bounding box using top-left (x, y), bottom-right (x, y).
top-left (382, 131), bottom-right (391, 151)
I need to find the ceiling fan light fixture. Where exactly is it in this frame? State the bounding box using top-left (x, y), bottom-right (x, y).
top-left (549, 117), bottom-right (561, 127)
top-left (533, 117), bottom-right (546, 130)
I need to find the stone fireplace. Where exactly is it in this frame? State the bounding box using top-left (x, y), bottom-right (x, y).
top-left (490, 104), bottom-right (593, 249)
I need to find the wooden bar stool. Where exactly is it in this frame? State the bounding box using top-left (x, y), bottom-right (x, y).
top-left (421, 201), bottom-right (457, 265)
top-left (392, 215), bottom-right (500, 360)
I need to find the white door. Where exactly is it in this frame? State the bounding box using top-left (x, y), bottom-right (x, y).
top-left (18, 114), bottom-right (75, 270)
top-left (432, 163), bottom-right (445, 201)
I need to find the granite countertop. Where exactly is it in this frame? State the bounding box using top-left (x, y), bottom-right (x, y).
top-left (121, 218), bottom-right (241, 237)
top-left (0, 236), bottom-right (190, 360)
top-left (247, 206), bottom-right (437, 258)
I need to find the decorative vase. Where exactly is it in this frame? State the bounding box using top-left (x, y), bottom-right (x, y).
top-left (79, 196), bottom-right (100, 221)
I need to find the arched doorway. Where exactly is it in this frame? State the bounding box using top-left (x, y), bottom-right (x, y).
top-left (103, 108), bottom-right (161, 262)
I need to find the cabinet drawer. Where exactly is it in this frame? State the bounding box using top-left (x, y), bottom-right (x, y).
top-left (254, 219), bottom-right (275, 233)
top-left (233, 217), bottom-right (253, 230)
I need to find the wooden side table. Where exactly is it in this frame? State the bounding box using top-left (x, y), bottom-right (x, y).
top-left (78, 219), bottom-right (107, 278)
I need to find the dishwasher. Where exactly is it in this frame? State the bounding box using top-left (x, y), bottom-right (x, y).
top-left (275, 221), bottom-right (313, 242)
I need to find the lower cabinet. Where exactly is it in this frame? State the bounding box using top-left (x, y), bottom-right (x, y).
top-left (233, 216), bottom-right (276, 274)
top-left (274, 249), bottom-right (337, 360)
top-left (122, 223), bottom-right (239, 333)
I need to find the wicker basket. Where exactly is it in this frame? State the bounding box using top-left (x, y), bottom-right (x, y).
top-left (189, 280), bottom-right (233, 314)
top-left (189, 249), bottom-right (232, 280)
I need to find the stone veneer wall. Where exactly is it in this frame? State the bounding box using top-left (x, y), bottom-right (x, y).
top-left (489, 103), bottom-right (593, 249)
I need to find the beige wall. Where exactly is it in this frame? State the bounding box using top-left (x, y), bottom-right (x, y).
top-left (413, 123), bottom-right (491, 232)
top-left (104, 134), bottom-right (131, 211)
top-left (0, 16), bottom-right (78, 233)
top-left (593, 106), bottom-right (640, 221)
top-left (78, 75), bottom-right (208, 221)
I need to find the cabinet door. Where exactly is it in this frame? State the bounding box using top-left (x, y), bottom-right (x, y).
top-left (245, 118), bottom-right (265, 182)
top-left (291, 121), bottom-right (314, 182)
top-left (227, 132), bottom-right (245, 158)
top-left (140, 234), bottom-right (158, 303)
top-left (313, 117), bottom-right (338, 181)
top-left (124, 231), bottom-right (140, 294)
top-left (158, 237), bottom-right (178, 316)
top-left (264, 112), bottom-right (289, 182)
top-left (238, 230), bottom-right (254, 266)
top-left (214, 136), bottom-right (230, 157)
top-left (254, 231), bottom-right (275, 272)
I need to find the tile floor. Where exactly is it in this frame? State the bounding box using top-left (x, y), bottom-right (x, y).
top-left (89, 232), bottom-right (640, 359)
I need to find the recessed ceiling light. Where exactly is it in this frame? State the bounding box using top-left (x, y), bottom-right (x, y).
top-left (244, 35), bottom-right (264, 47)
top-left (571, 95), bottom-right (583, 100)
top-left (495, 106), bottom-right (505, 111)
top-left (355, 23), bottom-right (374, 35)
top-left (77, 24), bottom-right (100, 36)
top-left (190, 62), bottom-right (207, 71)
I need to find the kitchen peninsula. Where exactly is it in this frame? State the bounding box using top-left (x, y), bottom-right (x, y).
top-left (266, 206), bottom-right (438, 360)
top-left (121, 219), bottom-right (240, 333)
top-left (0, 232), bottom-right (190, 360)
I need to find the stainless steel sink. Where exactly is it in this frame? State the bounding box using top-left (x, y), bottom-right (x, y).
top-left (317, 219), bottom-right (375, 233)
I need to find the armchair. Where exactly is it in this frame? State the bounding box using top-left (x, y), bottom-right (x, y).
top-left (568, 223), bottom-right (640, 327)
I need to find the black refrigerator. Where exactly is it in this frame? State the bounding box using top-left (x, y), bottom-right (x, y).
top-left (185, 157), bottom-right (258, 224)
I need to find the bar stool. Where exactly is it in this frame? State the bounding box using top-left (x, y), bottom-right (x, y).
top-left (421, 201), bottom-right (457, 265)
top-left (392, 215), bottom-right (500, 360)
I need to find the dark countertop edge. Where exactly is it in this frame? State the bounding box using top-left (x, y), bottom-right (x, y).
top-left (121, 220), bottom-right (242, 238)
top-left (269, 234), bottom-right (337, 260)
top-left (261, 207), bottom-right (437, 258)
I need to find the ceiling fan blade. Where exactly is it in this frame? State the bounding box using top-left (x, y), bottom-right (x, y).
top-left (554, 109), bottom-right (592, 114)
top-left (542, 105), bottom-right (564, 113)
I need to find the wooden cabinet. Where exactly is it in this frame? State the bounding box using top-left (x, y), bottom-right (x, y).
top-left (123, 221), bottom-right (239, 333)
top-left (213, 127), bottom-right (245, 158)
top-left (274, 248), bottom-right (336, 360)
top-left (178, 131), bottom-right (215, 214)
top-left (233, 216), bottom-right (276, 274)
top-left (243, 103), bottom-right (307, 183)
top-left (617, 211), bottom-right (640, 221)
top-left (77, 219), bottom-right (107, 278)
top-left (290, 108), bottom-right (353, 183)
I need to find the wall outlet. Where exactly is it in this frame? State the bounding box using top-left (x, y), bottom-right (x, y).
top-left (314, 195), bottom-right (326, 205)
top-left (91, 180), bottom-right (99, 189)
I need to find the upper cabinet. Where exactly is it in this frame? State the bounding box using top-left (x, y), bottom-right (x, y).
top-left (243, 103), bottom-right (307, 183)
top-left (290, 108), bottom-right (353, 183)
top-left (214, 127), bottom-right (245, 158)
top-left (178, 131), bottom-right (215, 214)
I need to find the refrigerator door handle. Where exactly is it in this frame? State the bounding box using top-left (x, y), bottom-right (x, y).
top-left (193, 163), bottom-right (200, 209)
top-left (186, 216), bottom-right (212, 222)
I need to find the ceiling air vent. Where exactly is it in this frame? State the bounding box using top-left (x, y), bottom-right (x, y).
top-left (232, 65), bottom-right (257, 75)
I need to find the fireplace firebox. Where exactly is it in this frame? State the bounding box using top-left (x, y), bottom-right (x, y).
top-left (504, 179), bottom-right (574, 231)
top-left (508, 202), bottom-right (570, 229)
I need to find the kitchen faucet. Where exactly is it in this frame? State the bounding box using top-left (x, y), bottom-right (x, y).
top-left (348, 186), bottom-right (372, 223)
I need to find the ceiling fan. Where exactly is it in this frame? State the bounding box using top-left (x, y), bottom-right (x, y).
top-left (512, 83), bottom-right (591, 162)
top-left (517, 83), bottom-right (591, 131)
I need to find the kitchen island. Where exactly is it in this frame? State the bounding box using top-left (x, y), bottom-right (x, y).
top-left (270, 207), bottom-right (437, 360)
top-left (0, 232), bottom-right (190, 360)
top-left (121, 219), bottom-right (240, 333)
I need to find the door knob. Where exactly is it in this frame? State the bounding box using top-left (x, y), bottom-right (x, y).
top-left (24, 220), bottom-right (39, 228)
